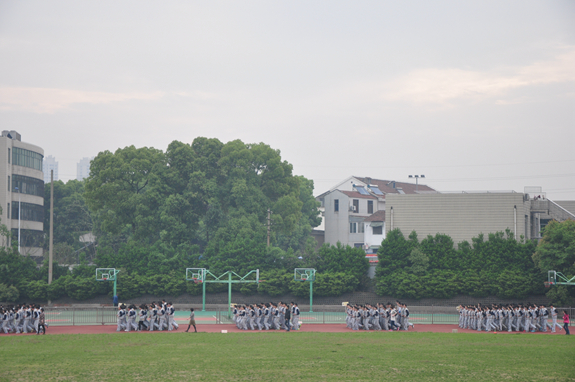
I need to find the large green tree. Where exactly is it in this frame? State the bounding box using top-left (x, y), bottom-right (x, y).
top-left (85, 145), bottom-right (165, 242)
top-left (43, 179), bottom-right (94, 264)
top-left (532, 219), bottom-right (575, 305)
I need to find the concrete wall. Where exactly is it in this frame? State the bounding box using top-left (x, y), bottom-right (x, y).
top-left (324, 190), bottom-right (350, 246)
top-left (364, 221), bottom-right (385, 248)
top-left (386, 192), bottom-right (530, 244)
top-left (556, 201), bottom-right (575, 216)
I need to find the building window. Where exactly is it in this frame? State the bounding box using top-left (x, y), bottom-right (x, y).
top-left (7, 203), bottom-right (9, 217)
top-left (368, 200), bottom-right (373, 214)
top-left (372, 226), bottom-right (383, 235)
top-left (7, 176), bottom-right (10, 192)
top-left (8, 148), bottom-right (10, 164)
top-left (12, 147), bottom-right (43, 171)
top-left (11, 229), bottom-right (44, 248)
top-left (349, 222), bottom-right (357, 233)
top-left (334, 199), bottom-right (339, 212)
top-left (12, 175), bottom-right (44, 197)
top-left (11, 202), bottom-right (44, 222)
top-left (353, 199), bottom-right (359, 213)
top-left (359, 223), bottom-right (364, 233)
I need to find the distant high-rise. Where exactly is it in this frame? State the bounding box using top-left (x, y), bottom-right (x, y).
top-left (43, 155), bottom-right (58, 184)
top-left (76, 157), bottom-right (93, 181)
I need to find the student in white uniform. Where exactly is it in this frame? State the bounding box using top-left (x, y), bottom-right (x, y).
top-left (116, 305), bottom-right (127, 332)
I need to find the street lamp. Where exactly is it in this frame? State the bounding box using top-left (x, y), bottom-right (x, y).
top-left (14, 186), bottom-right (21, 253)
top-left (408, 175), bottom-right (425, 192)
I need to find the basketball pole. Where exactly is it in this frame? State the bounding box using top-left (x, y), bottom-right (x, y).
top-left (187, 269), bottom-right (260, 316)
top-left (228, 272), bottom-right (233, 318)
top-left (309, 280), bottom-right (313, 312)
top-left (202, 280), bottom-right (206, 312)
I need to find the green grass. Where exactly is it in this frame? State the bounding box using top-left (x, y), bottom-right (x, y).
top-left (0, 332), bottom-right (573, 381)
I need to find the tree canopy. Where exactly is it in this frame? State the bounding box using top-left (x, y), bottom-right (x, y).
top-left (376, 228), bottom-right (544, 300)
top-left (532, 219), bottom-right (575, 306)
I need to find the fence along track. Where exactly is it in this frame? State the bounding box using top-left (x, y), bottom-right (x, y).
top-left (42, 307), bottom-right (575, 327)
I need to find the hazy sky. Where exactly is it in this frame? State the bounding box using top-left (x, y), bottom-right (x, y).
top-left (1, 1), bottom-right (574, 199)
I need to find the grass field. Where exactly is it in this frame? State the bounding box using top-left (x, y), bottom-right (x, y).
top-left (1, 331), bottom-right (573, 381)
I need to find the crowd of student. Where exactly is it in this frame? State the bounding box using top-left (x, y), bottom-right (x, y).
top-left (0, 304), bottom-right (47, 334)
top-left (4, 300), bottom-right (570, 336)
top-left (232, 302), bottom-right (299, 331)
top-left (457, 303), bottom-right (570, 334)
top-left (116, 300), bottom-right (180, 332)
top-left (345, 302), bottom-right (415, 331)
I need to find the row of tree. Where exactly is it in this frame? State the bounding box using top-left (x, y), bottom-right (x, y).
top-left (376, 220), bottom-right (575, 306)
top-left (0, 240), bottom-right (369, 302)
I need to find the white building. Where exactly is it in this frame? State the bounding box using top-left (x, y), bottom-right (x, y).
top-left (0, 130), bottom-right (45, 258)
top-left (43, 155), bottom-right (58, 184)
top-left (316, 176), bottom-right (436, 252)
top-left (76, 157), bottom-right (93, 181)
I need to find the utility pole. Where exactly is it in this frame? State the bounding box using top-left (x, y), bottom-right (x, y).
top-left (267, 208), bottom-right (272, 247)
top-left (49, 170), bottom-right (54, 285)
top-left (16, 186), bottom-right (21, 253)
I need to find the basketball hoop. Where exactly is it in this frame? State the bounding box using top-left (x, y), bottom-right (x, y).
top-left (103, 278), bottom-right (107, 281)
top-left (301, 278), bottom-right (307, 281)
top-left (544, 281), bottom-right (553, 288)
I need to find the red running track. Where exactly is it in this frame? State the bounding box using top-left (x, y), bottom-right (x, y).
top-left (0, 324), bottom-right (569, 336)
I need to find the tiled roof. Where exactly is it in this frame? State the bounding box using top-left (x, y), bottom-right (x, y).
top-left (364, 210), bottom-right (386, 222)
top-left (354, 177), bottom-right (436, 195)
top-left (341, 190), bottom-right (377, 199)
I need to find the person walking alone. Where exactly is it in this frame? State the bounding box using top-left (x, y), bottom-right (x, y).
top-left (563, 311), bottom-right (570, 335)
top-left (186, 308), bottom-right (197, 333)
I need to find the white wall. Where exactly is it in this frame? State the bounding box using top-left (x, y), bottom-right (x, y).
top-left (364, 221), bottom-right (386, 249)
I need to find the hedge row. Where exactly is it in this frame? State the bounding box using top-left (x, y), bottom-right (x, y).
top-left (0, 270), bottom-right (360, 302)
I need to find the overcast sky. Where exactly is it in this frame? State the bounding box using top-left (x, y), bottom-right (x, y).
top-left (1, 1), bottom-right (574, 199)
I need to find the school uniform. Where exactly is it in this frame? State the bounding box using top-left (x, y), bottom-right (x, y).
top-left (476, 310), bottom-right (483, 332)
top-left (382, 308), bottom-right (389, 331)
top-left (551, 307), bottom-right (562, 332)
top-left (541, 308), bottom-right (552, 332)
top-left (139, 308), bottom-right (149, 330)
top-left (33, 308), bottom-right (40, 333)
top-left (116, 309), bottom-right (126, 332)
top-left (256, 307), bottom-right (263, 330)
top-left (350, 309), bottom-right (358, 330)
top-left (149, 307), bottom-right (159, 331)
top-left (23, 308), bottom-right (32, 333)
top-left (37, 311), bottom-right (46, 334)
top-left (13, 310), bottom-right (21, 334)
top-left (372, 308), bottom-right (381, 330)
top-left (240, 309), bottom-right (248, 330)
top-left (167, 306), bottom-right (176, 331)
top-left (158, 308), bottom-right (167, 330)
top-left (390, 308), bottom-right (398, 330)
top-left (272, 307), bottom-right (280, 330)
top-left (293, 306), bottom-right (300, 330)
top-left (126, 308), bottom-right (138, 331)
top-left (362, 309), bottom-right (371, 331)
top-left (1, 312), bottom-right (9, 333)
top-left (246, 308), bottom-right (254, 330)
